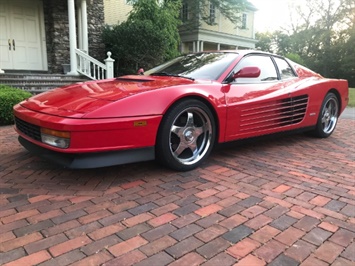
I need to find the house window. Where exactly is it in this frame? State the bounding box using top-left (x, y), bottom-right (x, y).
top-left (241, 13), bottom-right (247, 29)
top-left (210, 4), bottom-right (215, 24)
top-left (181, 2), bottom-right (188, 22)
top-left (126, 0), bottom-right (137, 5)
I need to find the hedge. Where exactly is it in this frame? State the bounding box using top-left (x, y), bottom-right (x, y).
top-left (0, 85), bottom-right (32, 125)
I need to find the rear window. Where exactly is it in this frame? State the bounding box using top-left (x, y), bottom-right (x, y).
top-left (273, 57), bottom-right (297, 79)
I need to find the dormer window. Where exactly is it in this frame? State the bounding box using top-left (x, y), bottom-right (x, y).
top-left (210, 4), bottom-right (215, 24)
top-left (182, 2), bottom-right (188, 22)
top-left (241, 13), bottom-right (247, 29)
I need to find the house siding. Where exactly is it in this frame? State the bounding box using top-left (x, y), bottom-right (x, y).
top-left (200, 10), bottom-right (255, 39)
top-left (104, 0), bottom-right (133, 25)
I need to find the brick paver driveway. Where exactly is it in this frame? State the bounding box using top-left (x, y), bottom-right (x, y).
top-left (0, 115), bottom-right (354, 266)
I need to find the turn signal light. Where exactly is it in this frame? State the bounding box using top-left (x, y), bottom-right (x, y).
top-left (40, 128), bottom-right (70, 149)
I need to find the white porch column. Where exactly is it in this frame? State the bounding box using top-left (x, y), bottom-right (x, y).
top-left (217, 43), bottom-right (220, 50)
top-left (68, 0), bottom-right (78, 75)
top-left (192, 41), bottom-right (196, 52)
top-left (200, 41), bottom-right (204, 52)
top-left (81, 0), bottom-right (89, 53)
top-left (77, 3), bottom-right (82, 49)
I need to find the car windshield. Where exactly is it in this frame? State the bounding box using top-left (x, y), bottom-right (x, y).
top-left (145, 52), bottom-right (239, 80)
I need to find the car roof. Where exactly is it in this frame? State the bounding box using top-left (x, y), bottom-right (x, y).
top-left (193, 50), bottom-right (280, 59)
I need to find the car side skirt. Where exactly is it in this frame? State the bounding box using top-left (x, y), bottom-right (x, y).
top-left (19, 136), bottom-right (155, 169)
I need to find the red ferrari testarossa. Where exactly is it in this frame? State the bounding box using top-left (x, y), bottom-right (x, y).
top-left (14, 50), bottom-right (349, 171)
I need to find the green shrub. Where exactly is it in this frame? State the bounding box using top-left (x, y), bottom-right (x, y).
top-left (0, 85), bottom-right (32, 125)
top-left (349, 88), bottom-right (355, 107)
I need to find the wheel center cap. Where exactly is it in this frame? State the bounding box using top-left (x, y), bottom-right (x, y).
top-left (184, 129), bottom-right (194, 142)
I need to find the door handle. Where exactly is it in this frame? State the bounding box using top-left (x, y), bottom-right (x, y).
top-left (8, 39), bottom-right (11, 50)
top-left (13, 39), bottom-right (15, 51)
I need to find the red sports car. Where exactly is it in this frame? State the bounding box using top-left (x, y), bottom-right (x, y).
top-left (13, 51), bottom-right (349, 171)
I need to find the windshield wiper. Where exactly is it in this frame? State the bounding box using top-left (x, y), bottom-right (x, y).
top-left (150, 72), bottom-right (195, 81)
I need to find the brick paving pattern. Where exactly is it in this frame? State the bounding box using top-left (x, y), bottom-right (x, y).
top-left (0, 118), bottom-right (354, 265)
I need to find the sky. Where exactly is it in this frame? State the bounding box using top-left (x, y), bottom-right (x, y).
top-left (249, 0), bottom-right (295, 32)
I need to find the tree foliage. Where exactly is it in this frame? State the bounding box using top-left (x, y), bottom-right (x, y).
top-left (102, 0), bottom-right (181, 75)
top-left (255, 32), bottom-right (274, 53)
top-left (102, 0), bottom-right (249, 75)
top-left (255, 0), bottom-right (355, 86)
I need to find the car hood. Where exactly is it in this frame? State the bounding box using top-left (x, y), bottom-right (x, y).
top-left (20, 75), bottom-right (194, 117)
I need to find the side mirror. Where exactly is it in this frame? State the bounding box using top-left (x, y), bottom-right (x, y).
top-left (233, 66), bottom-right (261, 79)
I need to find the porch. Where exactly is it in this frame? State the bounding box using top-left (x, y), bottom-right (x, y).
top-left (0, 0), bottom-right (114, 85)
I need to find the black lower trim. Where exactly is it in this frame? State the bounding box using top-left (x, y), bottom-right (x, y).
top-left (216, 126), bottom-right (316, 150)
top-left (18, 136), bottom-right (155, 169)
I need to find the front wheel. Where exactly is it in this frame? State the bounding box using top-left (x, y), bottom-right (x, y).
top-left (312, 92), bottom-right (339, 138)
top-left (156, 99), bottom-right (215, 171)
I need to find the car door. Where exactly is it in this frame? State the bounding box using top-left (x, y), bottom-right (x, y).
top-left (223, 54), bottom-right (303, 141)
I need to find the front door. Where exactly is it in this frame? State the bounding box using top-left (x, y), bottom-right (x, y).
top-left (0, 0), bottom-right (46, 70)
top-left (224, 54), bottom-right (302, 141)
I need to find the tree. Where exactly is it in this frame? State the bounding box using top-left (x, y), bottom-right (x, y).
top-left (255, 31), bottom-right (292, 56)
top-left (102, 21), bottom-right (170, 75)
top-left (285, 53), bottom-right (305, 65)
top-left (103, 0), bottom-right (249, 75)
top-left (255, 0), bottom-right (355, 86)
top-left (102, 0), bottom-right (181, 75)
top-left (255, 32), bottom-right (274, 53)
top-left (335, 1), bottom-right (355, 86)
top-left (128, 0), bottom-right (182, 60)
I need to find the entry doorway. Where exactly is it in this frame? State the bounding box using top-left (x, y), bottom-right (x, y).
top-left (0, 0), bottom-right (47, 71)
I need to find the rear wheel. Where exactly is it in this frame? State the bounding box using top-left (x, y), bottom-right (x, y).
top-left (312, 92), bottom-right (339, 138)
top-left (156, 99), bottom-right (215, 171)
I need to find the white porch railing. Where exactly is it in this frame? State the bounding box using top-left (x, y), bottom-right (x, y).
top-left (75, 49), bottom-right (115, 80)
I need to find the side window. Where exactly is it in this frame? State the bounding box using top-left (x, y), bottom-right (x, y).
top-left (274, 57), bottom-right (297, 79)
top-left (232, 55), bottom-right (278, 83)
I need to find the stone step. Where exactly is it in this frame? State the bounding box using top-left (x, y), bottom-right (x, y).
top-left (0, 73), bottom-right (90, 94)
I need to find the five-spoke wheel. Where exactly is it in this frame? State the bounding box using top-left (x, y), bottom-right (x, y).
top-left (156, 99), bottom-right (215, 171)
top-left (312, 92), bottom-right (339, 138)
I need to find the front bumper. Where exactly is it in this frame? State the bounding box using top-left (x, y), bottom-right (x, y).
top-left (19, 136), bottom-right (155, 169)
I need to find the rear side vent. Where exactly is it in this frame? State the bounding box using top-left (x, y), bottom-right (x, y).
top-left (240, 95), bottom-right (309, 133)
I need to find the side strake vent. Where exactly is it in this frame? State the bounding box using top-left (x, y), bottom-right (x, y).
top-left (240, 95), bottom-right (309, 133)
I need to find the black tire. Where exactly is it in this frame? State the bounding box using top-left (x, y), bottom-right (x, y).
top-left (156, 99), bottom-right (216, 171)
top-left (312, 92), bottom-right (339, 138)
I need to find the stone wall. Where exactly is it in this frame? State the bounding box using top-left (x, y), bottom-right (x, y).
top-left (43, 0), bottom-right (105, 74)
top-left (87, 1), bottom-right (106, 61)
top-left (43, 0), bottom-right (69, 74)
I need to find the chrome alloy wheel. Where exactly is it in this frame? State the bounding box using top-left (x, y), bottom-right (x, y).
top-left (321, 95), bottom-right (339, 134)
top-left (169, 107), bottom-right (213, 166)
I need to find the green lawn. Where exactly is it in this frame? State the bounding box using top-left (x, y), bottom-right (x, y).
top-left (349, 88), bottom-right (355, 107)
